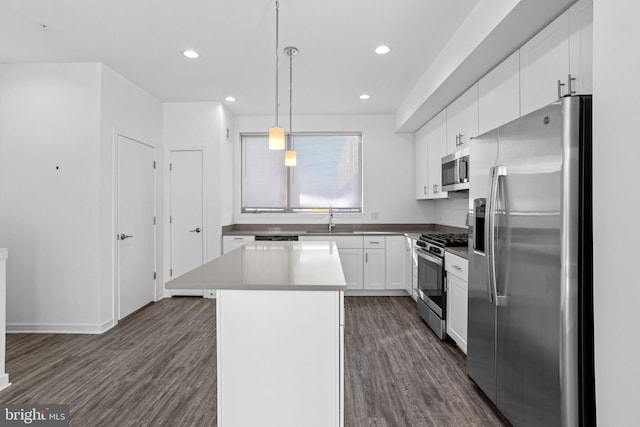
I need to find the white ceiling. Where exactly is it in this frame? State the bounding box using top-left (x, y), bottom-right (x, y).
top-left (0, 0), bottom-right (479, 116)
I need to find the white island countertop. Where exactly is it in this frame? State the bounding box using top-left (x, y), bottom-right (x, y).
top-left (166, 241), bottom-right (347, 291)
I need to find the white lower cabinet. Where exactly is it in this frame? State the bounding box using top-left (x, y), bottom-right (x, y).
top-left (363, 249), bottom-right (385, 290)
top-left (363, 236), bottom-right (386, 290)
top-left (300, 234), bottom-right (412, 293)
top-left (222, 235), bottom-right (254, 254)
top-left (385, 236), bottom-right (406, 290)
top-left (338, 248), bottom-right (364, 290)
top-left (445, 252), bottom-right (468, 354)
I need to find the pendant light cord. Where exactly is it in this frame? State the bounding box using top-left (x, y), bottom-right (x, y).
top-left (275, 0), bottom-right (279, 127)
top-left (289, 48), bottom-right (293, 143)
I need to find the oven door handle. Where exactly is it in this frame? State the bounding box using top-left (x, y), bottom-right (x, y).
top-left (416, 249), bottom-right (443, 266)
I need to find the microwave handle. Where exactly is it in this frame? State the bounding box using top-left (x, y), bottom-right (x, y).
top-left (454, 158), bottom-right (460, 184)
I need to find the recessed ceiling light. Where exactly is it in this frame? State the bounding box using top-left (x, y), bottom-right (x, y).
top-left (375, 45), bottom-right (391, 55)
top-left (183, 50), bottom-right (199, 59)
top-left (360, 94), bottom-right (371, 100)
top-left (225, 96), bottom-right (236, 102)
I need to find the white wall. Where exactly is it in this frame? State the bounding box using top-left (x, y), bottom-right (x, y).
top-left (99, 64), bottom-right (163, 324)
top-left (162, 102), bottom-right (234, 274)
top-left (592, 0), bottom-right (640, 424)
top-left (234, 114), bottom-right (431, 225)
top-left (426, 195), bottom-right (469, 228)
top-left (0, 63), bottom-right (102, 332)
top-left (0, 63), bottom-right (162, 333)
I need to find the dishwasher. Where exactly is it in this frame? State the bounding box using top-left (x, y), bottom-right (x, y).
top-left (254, 235), bottom-right (299, 241)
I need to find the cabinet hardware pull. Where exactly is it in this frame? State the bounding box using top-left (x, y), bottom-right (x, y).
top-left (568, 74), bottom-right (577, 95)
top-left (458, 133), bottom-right (463, 146)
top-left (366, 253), bottom-right (368, 262)
top-left (557, 79), bottom-right (565, 99)
top-left (424, 185), bottom-right (428, 195)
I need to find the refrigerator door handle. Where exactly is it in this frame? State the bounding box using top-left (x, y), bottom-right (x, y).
top-left (488, 165), bottom-right (508, 307)
top-left (485, 167), bottom-right (496, 303)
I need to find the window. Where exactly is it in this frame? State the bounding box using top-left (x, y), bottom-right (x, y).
top-left (242, 133), bottom-right (362, 213)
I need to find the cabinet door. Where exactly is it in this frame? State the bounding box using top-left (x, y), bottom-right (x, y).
top-left (415, 125), bottom-right (430, 199)
top-left (363, 249), bottom-right (385, 290)
top-left (405, 238), bottom-right (413, 295)
top-left (446, 274), bottom-right (468, 354)
top-left (569, 0), bottom-right (593, 95)
top-left (338, 248), bottom-right (364, 290)
top-left (520, 9), bottom-right (570, 116)
top-left (385, 236), bottom-right (406, 290)
top-left (446, 84), bottom-right (479, 152)
top-left (479, 50), bottom-right (521, 135)
top-left (427, 110), bottom-right (448, 199)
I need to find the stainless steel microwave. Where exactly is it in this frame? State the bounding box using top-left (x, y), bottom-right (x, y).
top-left (441, 148), bottom-right (470, 191)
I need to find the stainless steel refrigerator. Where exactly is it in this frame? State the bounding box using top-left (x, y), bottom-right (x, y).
top-left (467, 96), bottom-right (595, 427)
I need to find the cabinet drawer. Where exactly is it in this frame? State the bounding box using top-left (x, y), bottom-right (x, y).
top-left (224, 235), bottom-right (254, 242)
top-left (363, 236), bottom-right (386, 249)
top-left (445, 252), bottom-right (468, 279)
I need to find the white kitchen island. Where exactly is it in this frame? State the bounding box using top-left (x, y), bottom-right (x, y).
top-left (166, 241), bottom-right (346, 427)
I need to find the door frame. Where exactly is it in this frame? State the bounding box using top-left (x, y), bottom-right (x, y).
top-left (163, 145), bottom-right (208, 297)
top-left (113, 132), bottom-right (158, 322)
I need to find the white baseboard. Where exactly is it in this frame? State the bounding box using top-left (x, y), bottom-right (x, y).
top-left (7, 318), bottom-right (114, 334)
top-left (344, 289), bottom-right (412, 297)
top-left (0, 374), bottom-right (10, 392)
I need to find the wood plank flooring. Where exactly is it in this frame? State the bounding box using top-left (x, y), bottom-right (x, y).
top-left (0, 296), bottom-right (507, 426)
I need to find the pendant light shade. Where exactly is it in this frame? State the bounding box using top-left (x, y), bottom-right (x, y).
top-left (269, 126), bottom-right (285, 150)
top-left (285, 148), bottom-right (297, 166)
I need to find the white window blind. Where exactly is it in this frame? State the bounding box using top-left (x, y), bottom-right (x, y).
top-left (241, 133), bottom-right (362, 213)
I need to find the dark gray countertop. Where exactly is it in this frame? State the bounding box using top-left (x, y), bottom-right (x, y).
top-left (446, 247), bottom-right (469, 259)
top-left (222, 223), bottom-right (468, 240)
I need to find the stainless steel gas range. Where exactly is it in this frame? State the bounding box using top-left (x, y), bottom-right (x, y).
top-left (415, 233), bottom-right (468, 339)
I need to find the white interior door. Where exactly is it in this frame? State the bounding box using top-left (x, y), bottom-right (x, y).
top-left (169, 149), bottom-right (204, 279)
top-left (117, 135), bottom-right (155, 319)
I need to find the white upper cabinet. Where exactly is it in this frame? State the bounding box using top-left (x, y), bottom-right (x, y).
top-left (569, 0), bottom-right (593, 95)
top-left (415, 111), bottom-right (448, 200)
top-left (426, 109), bottom-right (449, 199)
top-left (519, 9), bottom-right (570, 116)
top-left (478, 50), bottom-right (521, 135)
top-left (446, 84), bottom-right (478, 152)
top-left (520, 0), bottom-right (593, 116)
top-left (415, 124), bottom-right (430, 200)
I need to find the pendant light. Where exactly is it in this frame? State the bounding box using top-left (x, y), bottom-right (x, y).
top-left (284, 46), bottom-right (298, 166)
top-left (268, 1), bottom-right (285, 150)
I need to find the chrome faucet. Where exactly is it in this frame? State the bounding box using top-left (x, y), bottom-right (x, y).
top-left (328, 205), bottom-right (335, 231)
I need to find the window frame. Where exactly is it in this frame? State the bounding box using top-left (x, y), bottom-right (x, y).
top-left (240, 131), bottom-right (364, 215)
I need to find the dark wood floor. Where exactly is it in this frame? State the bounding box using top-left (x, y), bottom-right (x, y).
top-left (0, 296), bottom-right (507, 426)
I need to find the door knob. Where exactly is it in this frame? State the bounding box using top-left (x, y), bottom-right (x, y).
top-left (189, 227), bottom-right (201, 233)
top-left (119, 234), bottom-right (133, 240)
